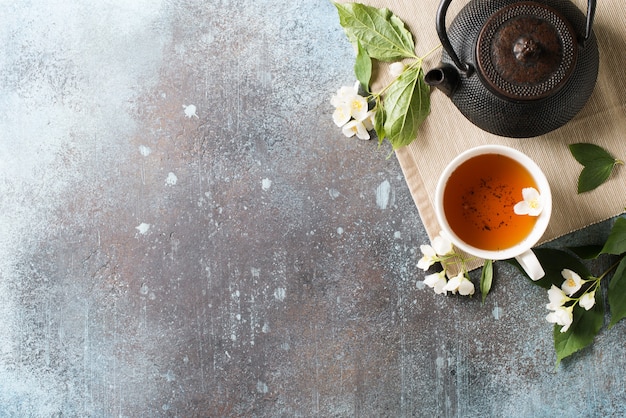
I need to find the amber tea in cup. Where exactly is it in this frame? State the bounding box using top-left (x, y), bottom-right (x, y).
top-left (443, 153), bottom-right (538, 251)
top-left (434, 145), bottom-right (552, 281)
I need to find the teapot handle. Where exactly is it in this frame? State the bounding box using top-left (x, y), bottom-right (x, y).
top-left (584, 0), bottom-right (596, 42)
top-left (435, 0), bottom-right (470, 73)
top-left (435, 0), bottom-right (597, 72)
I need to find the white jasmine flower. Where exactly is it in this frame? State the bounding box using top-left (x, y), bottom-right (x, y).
top-left (443, 272), bottom-right (475, 296)
top-left (424, 271), bottom-right (448, 295)
top-left (389, 61), bottom-right (406, 78)
top-left (347, 94), bottom-right (369, 121)
top-left (330, 84), bottom-right (359, 107)
top-left (458, 277), bottom-right (475, 296)
top-left (417, 244), bottom-right (438, 270)
top-left (546, 305), bottom-right (574, 332)
top-left (417, 232), bottom-right (455, 271)
top-left (331, 83), bottom-right (369, 122)
top-left (546, 285), bottom-right (568, 310)
top-left (432, 232), bottom-right (454, 256)
top-left (332, 103), bottom-right (351, 127)
top-left (341, 119), bottom-right (370, 140)
top-left (361, 110), bottom-right (376, 131)
top-left (561, 269), bottom-right (583, 296)
top-left (513, 187), bottom-right (543, 216)
top-left (579, 291), bottom-right (596, 310)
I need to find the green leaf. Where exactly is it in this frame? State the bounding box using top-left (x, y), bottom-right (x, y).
top-left (567, 244), bottom-right (604, 260)
top-left (570, 143), bottom-right (616, 165)
top-left (601, 217), bottom-right (626, 255)
top-left (354, 41), bottom-right (372, 92)
top-left (382, 65), bottom-right (430, 149)
top-left (569, 143), bottom-right (620, 193)
top-left (578, 164), bottom-right (615, 193)
top-left (373, 101), bottom-right (386, 144)
top-left (480, 259), bottom-right (493, 304)
top-left (506, 248), bottom-right (591, 289)
top-left (554, 297), bottom-right (604, 366)
top-left (608, 256), bottom-right (626, 328)
top-left (333, 2), bottom-right (416, 61)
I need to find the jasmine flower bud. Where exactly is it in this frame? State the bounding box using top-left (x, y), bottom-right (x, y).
top-left (389, 61), bottom-right (406, 78)
top-left (579, 291), bottom-right (596, 310)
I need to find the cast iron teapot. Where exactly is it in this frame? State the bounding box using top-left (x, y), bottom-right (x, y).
top-left (425, 0), bottom-right (599, 138)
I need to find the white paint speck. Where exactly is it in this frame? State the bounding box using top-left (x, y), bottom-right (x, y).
top-left (394, 231), bottom-right (402, 239)
top-left (183, 104), bottom-right (198, 118)
top-left (163, 370), bottom-right (175, 382)
top-left (140, 283), bottom-right (149, 295)
top-left (415, 280), bottom-right (425, 290)
top-left (139, 145), bottom-right (152, 157)
top-left (274, 287), bottom-right (286, 301)
top-left (136, 223), bottom-right (150, 234)
top-left (337, 227), bottom-right (344, 235)
top-left (376, 180), bottom-right (391, 210)
top-left (261, 178), bottom-right (272, 191)
top-left (492, 305), bottom-right (503, 320)
top-left (257, 380), bottom-right (269, 394)
top-left (435, 357), bottom-right (445, 368)
top-left (165, 172), bottom-right (178, 186)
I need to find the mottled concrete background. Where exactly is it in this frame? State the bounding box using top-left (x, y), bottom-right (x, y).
top-left (1, 0), bottom-right (625, 416)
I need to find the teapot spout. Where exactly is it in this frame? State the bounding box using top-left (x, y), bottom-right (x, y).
top-left (425, 65), bottom-right (460, 97)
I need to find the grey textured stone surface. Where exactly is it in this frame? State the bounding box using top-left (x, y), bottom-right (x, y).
top-left (1, 1), bottom-right (625, 416)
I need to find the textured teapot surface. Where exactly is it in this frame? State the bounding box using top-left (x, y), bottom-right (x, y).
top-left (426, 0), bottom-right (599, 138)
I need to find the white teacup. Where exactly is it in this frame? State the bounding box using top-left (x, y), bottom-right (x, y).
top-left (434, 145), bottom-right (552, 280)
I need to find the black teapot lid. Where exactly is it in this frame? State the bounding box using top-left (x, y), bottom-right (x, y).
top-left (476, 1), bottom-right (578, 101)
